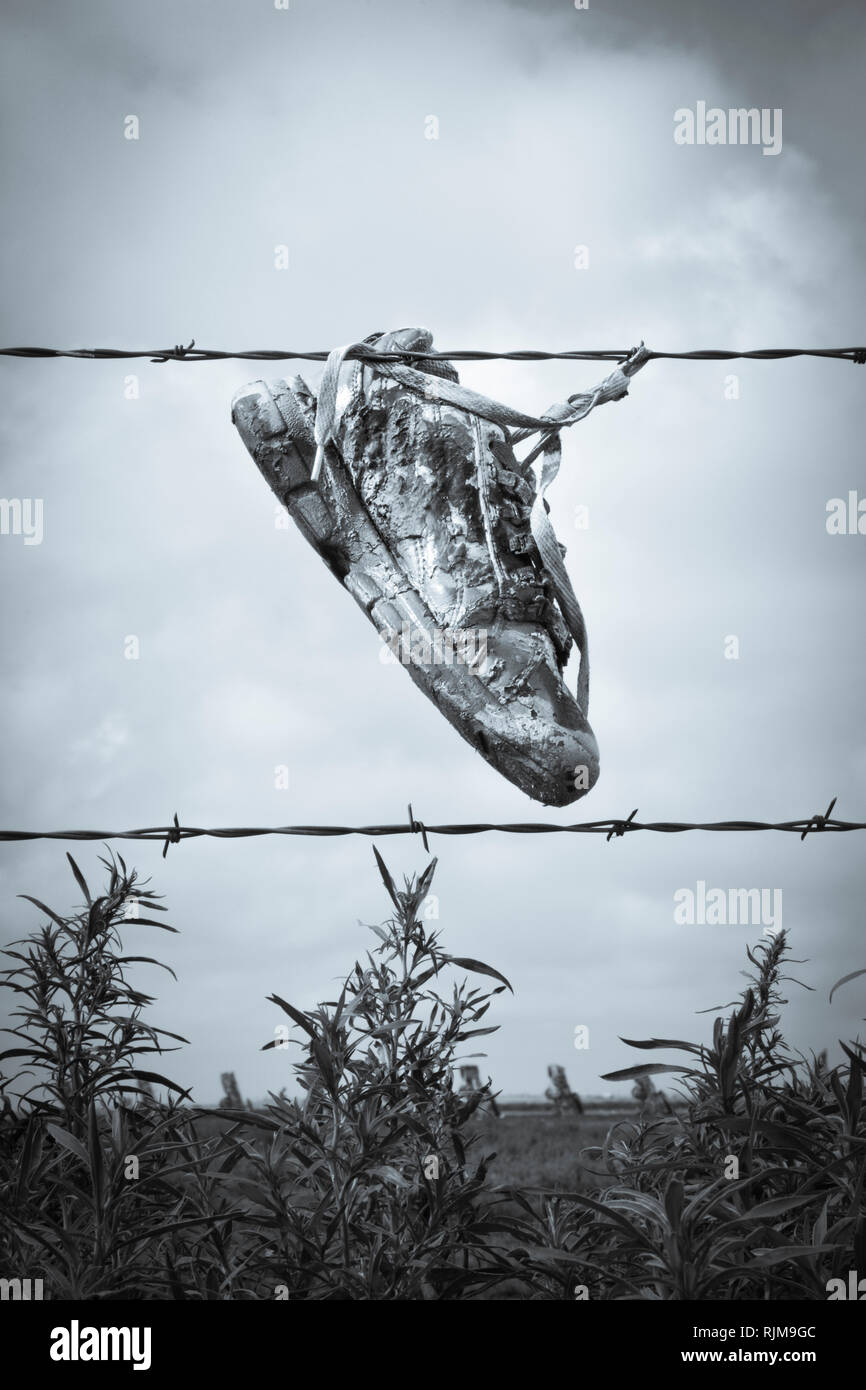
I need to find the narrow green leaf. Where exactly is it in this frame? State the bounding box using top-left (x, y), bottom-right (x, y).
top-left (751, 1244), bottom-right (839, 1268)
top-left (830, 968), bottom-right (866, 1002)
top-left (445, 956), bottom-right (513, 994)
top-left (415, 857), bottom-right (438, 903)
top-left (66, 853), bottom-right (92, 905)
top-left (369, 1165), bottom-right (410, 1187)
top-left (15, 1116), bottom-right (43, 1203)
top-left (17, 895), bottom-right (67, 927)
top-left (267, 994), bottom-right (317, 1039)
top-left (621, 1037), bottom-right (702, 1055)
top-left (46, 1123), bottom-right (88, 1164)
top-left (112, 1212), bottom-right (244, 1252)
top-left (88, 1101), bottom-right (104, 1211)
top-left (600, 1063), bottom-right (687, 1082)
top-left (745, 1192), bottom-right (818, 1221)
top-left (124, 1069), bottom-right (192, 1097)
top-left (372, 846), bottom-right (401, 909)
top-left (118, 956), bottom-right (177, 979)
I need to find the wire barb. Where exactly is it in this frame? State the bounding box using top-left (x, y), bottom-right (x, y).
top-left (150, 339), bottom-right (196, 365)
top-left (407, 803), bottom-right (430, 853)
top-left (161, 812), bottom-right (182, 858)
top-left (800, 796), bottom-right (838, 841)
top-left (607, 808), bottom-right (639, 841)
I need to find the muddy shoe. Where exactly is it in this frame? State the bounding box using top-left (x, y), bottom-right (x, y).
top-left (231, 329), bottom-right (646, 806)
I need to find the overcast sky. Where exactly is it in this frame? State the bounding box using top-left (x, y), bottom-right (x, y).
top-left (1, 0), bottom-right (864, 1104)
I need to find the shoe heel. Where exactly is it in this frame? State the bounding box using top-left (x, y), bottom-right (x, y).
top-left (232, 379), bottom-right (336, 550)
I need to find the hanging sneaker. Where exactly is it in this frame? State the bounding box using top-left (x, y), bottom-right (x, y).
top-left (231, 329), bottom-right (647, 806)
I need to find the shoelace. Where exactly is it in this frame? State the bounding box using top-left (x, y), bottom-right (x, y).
top-left (312, 340), bottom-right (650, 712)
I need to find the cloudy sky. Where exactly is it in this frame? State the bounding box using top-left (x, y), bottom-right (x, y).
top-left (1, 0), bottom-right (864, 1104)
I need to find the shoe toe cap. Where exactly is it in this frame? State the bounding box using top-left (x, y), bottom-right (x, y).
top-left (471, 706), bottom-right (599, 807)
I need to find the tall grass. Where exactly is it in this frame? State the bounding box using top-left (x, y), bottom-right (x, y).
top-left (508, 933), bottom-right (866, 1299)
top-left (1, 851), bottom-right (863, 1299)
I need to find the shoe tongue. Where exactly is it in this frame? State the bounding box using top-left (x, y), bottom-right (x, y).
top-left (374, 327), bottom-right (434, 354)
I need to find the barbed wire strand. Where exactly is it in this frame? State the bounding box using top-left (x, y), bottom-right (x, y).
top-left (0, 800), bottom-right (858, 854)
top-left (1, 342), bottom-right (865, 365)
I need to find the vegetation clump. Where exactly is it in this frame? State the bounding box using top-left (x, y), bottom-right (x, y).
top-left (1, 852), bottom-right (863, 1299)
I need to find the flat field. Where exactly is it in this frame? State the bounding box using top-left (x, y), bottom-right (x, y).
top-left (473, 1105), bottom-right (639, 1191)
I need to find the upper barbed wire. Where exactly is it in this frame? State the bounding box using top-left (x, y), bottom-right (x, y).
top-left (1, 343), bottom-right (865, 365)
